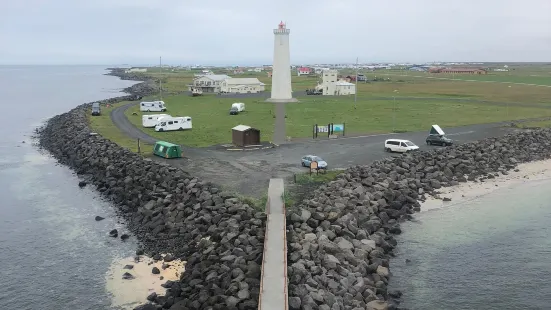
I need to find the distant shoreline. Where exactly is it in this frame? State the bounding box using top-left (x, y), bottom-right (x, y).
top-left (104, 68), bottom-right (158, 97)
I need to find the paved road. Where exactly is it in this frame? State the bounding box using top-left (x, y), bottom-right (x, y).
top-left (110, 101), bottom-right (542, 196)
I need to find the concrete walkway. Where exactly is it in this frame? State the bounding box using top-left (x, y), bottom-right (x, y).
top-left (258, 179), bottom-right (288, 310)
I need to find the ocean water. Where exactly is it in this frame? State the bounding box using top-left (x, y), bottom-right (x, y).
top-left (389, 178), bottom-right (551, 310)
top-left (0, 66), bottom-right (141, 310)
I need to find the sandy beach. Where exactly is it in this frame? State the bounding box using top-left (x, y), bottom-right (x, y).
top-left (421, 159), bottom-right (551, 212)
top-left (105, 254), bottom-right (186, 309)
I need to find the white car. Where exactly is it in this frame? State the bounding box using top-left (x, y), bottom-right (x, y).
top-left (384, 139), bottom-right (419, 153)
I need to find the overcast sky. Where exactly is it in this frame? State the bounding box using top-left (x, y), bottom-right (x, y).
top-left (1, 0), bottom-right (550, 65)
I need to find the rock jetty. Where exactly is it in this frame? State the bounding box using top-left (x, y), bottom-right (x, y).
top-left (37, 95), bottom-right (265, 308)
top-left (106, 68), bottom-right (159, 97)
top-left (286, 129), bottom-right (551, 309)
top-left (40, 68), bottom-right (551, 310)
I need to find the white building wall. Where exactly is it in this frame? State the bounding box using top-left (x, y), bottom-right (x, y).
top-left (336, 84), bottom-right (356, 95)
top-left (322, 70), bottom-right (338, 95)
top-left (268, 25), bottom-right (296, 102)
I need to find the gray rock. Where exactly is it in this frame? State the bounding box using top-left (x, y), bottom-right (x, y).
top-left (289, 296), bottom-right (301, 309)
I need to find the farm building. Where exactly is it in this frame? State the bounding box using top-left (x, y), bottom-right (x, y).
top-left (429, 67), bottom-right (487, 74)
top-left (297, 67), bottom-right (313, 76)
top-left (232, 125), bottom-right (261, 147)
top-left (189, 74), bottom-right (231, 93)
top-left (220, 78), bottom-right (265, 94)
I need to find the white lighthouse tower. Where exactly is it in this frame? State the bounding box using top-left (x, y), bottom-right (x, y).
top-left (267, 21), bottom-right (297, 103)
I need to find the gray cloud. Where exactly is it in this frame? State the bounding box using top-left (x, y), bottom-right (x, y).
top-left (0, 0), bottom-right (550, 65)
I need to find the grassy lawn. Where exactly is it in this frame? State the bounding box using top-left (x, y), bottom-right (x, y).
top-left (519, 119), bottom-right (551, 128)
top-left (361, 73), bottom-right (551, 104)
top-left (90, 65), bottom-right (551, 149)
top-left (88, 101), bottom-right (153, 154)
top-left (132, 67), bottom-right (551, 104)
top-left (124, 93), bottom-right (551, 147)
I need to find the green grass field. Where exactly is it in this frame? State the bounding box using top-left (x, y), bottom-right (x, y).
top-left (124, 93), bottom-right (551, 147)
top-left (520, 119), bottom-right (551, 128)
top-left (87, 65), bottom-right (551, 148)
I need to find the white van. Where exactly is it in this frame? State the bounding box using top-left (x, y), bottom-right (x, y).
top-left (384, 139), bottom-right (419, 153)
top-left (155, 116), bottom-right (192, 132)
top-left (142, 114), bottom-right (171, 128)
top-left (229, 102), bottom-right (245, 115)
top-left (140, 101), bottom-right (166, 112)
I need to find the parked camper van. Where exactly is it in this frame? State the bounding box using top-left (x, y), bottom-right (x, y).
top-left (142, 114), bottom-right (171, 128)
top-left (229, 103), bottom-right (245, 115)
top-left (91, 102), bottom-right (101, 116)
top-left (140, 101), bottom-right (166, 112)
top-left (155, 117), bottom-right (192, 132)
top-left (384, 139), bottom-right (419, 153)
top-left (426, 124), bottom-right (453, 146)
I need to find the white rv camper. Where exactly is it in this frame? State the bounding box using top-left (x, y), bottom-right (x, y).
top-left (232, 102), bottom-right (245, 112)
top-left (155, 116), bottom-right (192, 132)
top-left (229, 102), bottom-right (245, 115)
top-left (140, 101), bottom-right (166, 112)
top-left (142, 114), bottom-right (171, 128)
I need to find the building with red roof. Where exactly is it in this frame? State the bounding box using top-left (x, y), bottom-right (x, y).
top-left (297, 67), bottom-right (312, 76)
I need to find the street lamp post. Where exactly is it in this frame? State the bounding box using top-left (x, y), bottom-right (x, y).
top-left (507, 85), bottom-right (511, 118)
top-left (354, 57), bottom-right (358, 109)
top-left (393, 90), bottom-right (398, 132)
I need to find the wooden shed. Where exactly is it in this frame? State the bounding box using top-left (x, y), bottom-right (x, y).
top-left (232, 125), bottom-right (261, 147)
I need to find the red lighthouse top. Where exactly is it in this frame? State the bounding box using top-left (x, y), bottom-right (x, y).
top-left (278, 21), bottom-right (285, 29)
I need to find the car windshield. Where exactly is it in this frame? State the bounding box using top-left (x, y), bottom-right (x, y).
top-left (312, 156), bottom-right (323, 161)
top-left (405, 142), bottom-right (415, 146)
top-left (160, 122), bottom-right (166, 126)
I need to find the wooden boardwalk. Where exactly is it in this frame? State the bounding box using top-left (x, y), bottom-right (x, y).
top-left (258, 178), bottom-right (288, 310)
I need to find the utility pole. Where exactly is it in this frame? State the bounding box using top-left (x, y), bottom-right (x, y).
top-left (393, 96), bottom-right (396, 132)
top-left (393, 89), bottom-right (398, 132)
top-left (159, 56), bottom-right (163, 101)
top-left (354, 57), bottom-right (358, 109)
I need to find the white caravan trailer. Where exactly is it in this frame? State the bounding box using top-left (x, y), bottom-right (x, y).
top-left (232, 102), bottom-right (245, 112)
top-left (140, 101), bottom-right (166, 112)
top-left (142, 114), bottom-right (171, 128)
top-left (155, 116), bottom-right (192, 132)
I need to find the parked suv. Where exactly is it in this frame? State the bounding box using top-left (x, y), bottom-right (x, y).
top-left (384, 139), bottom-right (419, 153)
top-left (426, 134), bottom-right (453, 146)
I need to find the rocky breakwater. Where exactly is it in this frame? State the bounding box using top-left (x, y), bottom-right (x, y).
top-left (285, 128), bottom-right (551, 310)
top-left (38, 101), bottom-right (266, 309)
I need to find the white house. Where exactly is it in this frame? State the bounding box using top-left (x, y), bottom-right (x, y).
top-left (316, 69), bottom-right (356, 96)
top-left (125, 67), bottom-right (147, 73)
top-left (297, 67), bottom-right (312, 76)
top-left (253, 67), bottom-right (263, 73)
top-left (220, 78), bottom-right (265, 94)
top-left (189, 74), bottom-right (231, 93)
top-left (334, 81), bottom-right (356, 95)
